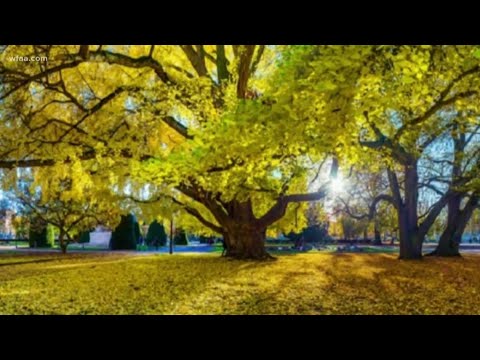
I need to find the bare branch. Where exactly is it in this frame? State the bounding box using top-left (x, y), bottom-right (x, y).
top-left (181, 45), bottom-right (208, 77)
top-left (161, 116), bottom-right (192, 139)
top-left (123, 193), bottom-right (222, 233)
top-left (250, 45), bottom-right (265, 75)
top-left (216, 45), bottom-right (230, 82)
top-left (418, 183), bottom-right (446, 196)
top-left (418, 191), bottom-right (452, 237)
top-left (1, 60), bottom-right (82, 100)
top-left (387, 169), bottom-right (403, 206)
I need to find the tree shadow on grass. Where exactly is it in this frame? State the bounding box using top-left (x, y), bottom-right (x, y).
top-left (180, 253), bottom-right (480, 315)
top-left (0, 258), bottom-right (64, 267)
top-left (4, 252), bottom-right (479, 314)
top-left (314, 253), bottom-right (480, 314)
top-left (0, 253), bottom-right (285, 314)
top-left (220, 252), bottom-right (480, 314)
top-left (0, 252), bottom-right (132, 282)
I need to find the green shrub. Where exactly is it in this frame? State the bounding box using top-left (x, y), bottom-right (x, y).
top-left (79, 231), bottom-right (91, 244)
top-left (174, 229), bottom-right (188, 245)
top-left (136, 244), bottom-right (149, 251)
top-left (110, 214), bottom-right (138, 250)
top-left (46, 224), bottom-right (55, 247)
top-left (146, 220), bottom-right (167, 247)
top-left (29, 220), bottom-right (52, 248)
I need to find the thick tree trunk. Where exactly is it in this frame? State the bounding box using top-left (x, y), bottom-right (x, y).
top-left (433, 224), bottom-right (461, 257)
top-left (177, 166), bottom-right (331, 261)
top-left (431, 194), bottom-right (462, 257)
top-left (59, 231), bottom-right (68, 254)
top-left (373, 228), bottom-right (382, 245)
top-left (373, 219), bottom-right (382, 245)
top-left (429, 133), bottom-right (477, 257)
top-left (398, 163), bottom-right (423, 260)
top-left (398, 209), bottom-right (423, 259)
top-left (60, 243), bottom-right (67, 254)
top-left (430, 195), bottom-right (478, 257)
top-left (224, 226), bottom-right (271, 260)
top-left (210, 200), bottom-right (273, 260)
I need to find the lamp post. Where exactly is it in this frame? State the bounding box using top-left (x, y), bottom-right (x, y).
top-left (141, 224), bottom-right (149, 245)
top-left (169, 217), bottom-right (174, 255)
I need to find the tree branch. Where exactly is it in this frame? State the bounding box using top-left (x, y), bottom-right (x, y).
top-left (181, 45), bottom-right (208, 77)
top-left (418, 182), bottom-right (446, 196)
top-left (387, 169), bottom-right (403, 206)
top-left (341, 194), bottom-right (397, 221)
top-left (176, 201), bottom-right (223, 233)
top-left (161, 116), bottom-right (192, 139)
top-left (250, 45), bottom-right (265, 75)
top-left (236, 45), bottom-right (256, 98)
top-left (123, 193), bottom-right (222, 233)
top-left (256, 188), bottom-right (327, 228)
top-left (418, 191), bottom-right (452, 237)
top-left (1, 60), bottom-right (82, 100)
top-left (394, 66), bottom-right (480, 142)
top-left (88, 49), bottom-right (171, 83)
top-left (216, 45), bottom-right (230, 82)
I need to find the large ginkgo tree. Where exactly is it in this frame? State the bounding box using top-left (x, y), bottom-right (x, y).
top-left (0, 45), bottom-right (342, 259)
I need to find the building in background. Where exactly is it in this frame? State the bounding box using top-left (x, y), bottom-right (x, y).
top-left (88, 225), bottom-right (111, 247)
top-left (0, 210), bottom-right (16, 238)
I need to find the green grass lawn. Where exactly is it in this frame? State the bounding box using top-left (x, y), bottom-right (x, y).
top-left (0, 241), bottom-right (30, 248)
top-left (0, 252), bottom-right (479, 314)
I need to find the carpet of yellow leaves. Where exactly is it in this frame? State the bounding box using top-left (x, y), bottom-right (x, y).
top-left (0, 252), bottom-right (479, 314)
